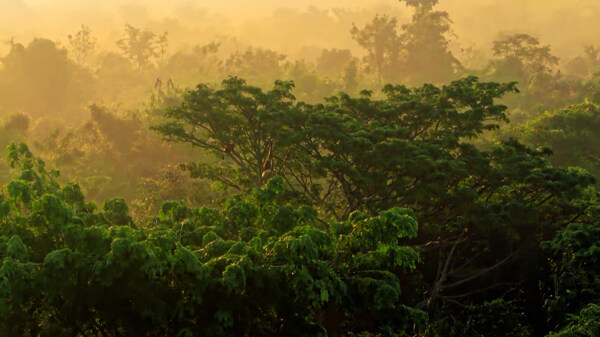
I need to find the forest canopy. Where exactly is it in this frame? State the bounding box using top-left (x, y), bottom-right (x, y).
top-left (1, 0), bottom-right (600, 336)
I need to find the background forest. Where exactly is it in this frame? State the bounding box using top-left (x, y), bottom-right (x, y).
top-left (0, 0), bottom-right (600, 336)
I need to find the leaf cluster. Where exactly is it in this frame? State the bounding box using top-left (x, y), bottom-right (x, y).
top-left (0, 146), bottom-right (425, 336)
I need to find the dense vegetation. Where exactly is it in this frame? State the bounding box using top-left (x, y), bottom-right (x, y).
top-left (1, 0), bottom-right (600, 336)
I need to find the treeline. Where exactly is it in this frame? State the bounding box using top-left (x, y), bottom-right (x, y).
top-left (0, 0), bottom-right (599, 118)
top-left (1, 1), bottom-right (600, 210)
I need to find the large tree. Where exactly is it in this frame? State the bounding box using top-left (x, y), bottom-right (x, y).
top-left (152, 77), bottom-right (299, 190)
top-left (154, 76), bottom-right (598, 335)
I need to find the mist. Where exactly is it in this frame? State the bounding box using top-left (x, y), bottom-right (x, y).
top-left (2, 0), bottom-right (599, 59)
top-left (2, 1), bottom-right (600, 335)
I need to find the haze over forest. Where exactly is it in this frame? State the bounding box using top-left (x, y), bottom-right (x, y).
top-left (1, 0), bottom-right (600, 336)
top-left (2, 0), bottom-right (599, 59)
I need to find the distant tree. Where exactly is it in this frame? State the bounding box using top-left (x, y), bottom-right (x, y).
top-left (350, 14), bottom-right (402, 83)
top-left (491, 33), bottom-right (559, 86)
top-left (116, 24), bottom-right (166, 70)
top-left (399, 0), bottom-right (462, 83)
top-left (493, 34), bottom-right (558, 73)
top-left (0, 114), bottom-right (30, 152)
top-left (585, 73), bottom-right (600, 104)
top-left (155, 31), bottom-right (169, 68)
top-left (401, 0), bottom-right (439, 9)
top-left (224, 47), bottom-right (287, 83)
top-left (164, 41), bottom-right (221, 84)
top-left (0, 38), bottom-right (91, 117)
top-left (315, 48), bottom-right (353, 76)
top-left (565, 45), bottom-right (599, 78)
top-left (29, 104), bottom-right (178, 202)
top-left (342, 59), bottom-right (359, 92)
top-left (93, 51), bottom-right (143, 103)
top-left (284, 60), bottom-right (336, 102)
top-left (3, 113), bottom-right (29, 133)
top-left (351, 0), bottom-right (460, 84)
top-left (67, 24), bottom-right (97, 68)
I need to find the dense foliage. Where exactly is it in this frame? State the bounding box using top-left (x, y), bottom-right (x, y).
top-left (0, 143), bottom-right (426, 336)
top-left (1, 0), bottom-right (600, 335)
top-left (153, 76), bottom-right (600, 336)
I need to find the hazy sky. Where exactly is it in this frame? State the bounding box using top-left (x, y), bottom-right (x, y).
top-left (2, 0), bottom-right (599, 61)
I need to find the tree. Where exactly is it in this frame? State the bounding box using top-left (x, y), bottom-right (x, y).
top-left (152, 77), bottom-right (299, 190)
top-left (548, 304), bottom-right (600, 337)
top-left (399, 0), bottom-right (461, 83)
top-left (116, 24), bottom-right (166, 70)
top-left (490, 33), bottom-right (559, 90)
top-left (31, 104), bottom-right (180, 203)
top-left (155, 32), bottom-right (169, 68)
top-left (0, 38), bottom-right (92, 118)
top-left (315, 48), bottom-right (353, 76)
top-left (521, 102), bottom-right (600, 179)
top-left (164, 41), bottom-right (221, 85)
top-left (67, 24), bottom-right (97, 68)
top-left (223, 48), bottom-right (287, 84)
top-left (564, 45), bottom-right (599, 78)
top-left (351, 0), bottom-right (461, 84)
top-left (401, 0), bottom-right (439, 9)
top-left (155, 76), bottom-right (598, 335)
top-left (492, 34), bottom-right (559, 75)
top-left (584, 72), bottom-right (600, 104)
top-left (342, 59), bottom-right (359, 92)
top-left (542, 219), bottom-right (600, 333)
top-left (350, 14), bottom-right (402, 83)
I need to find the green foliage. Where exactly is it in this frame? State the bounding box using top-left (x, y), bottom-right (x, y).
top-left (152, 77), bottom-right (299, 190)
top-left (487, 33), bottom-right (568, 108)
top-left (1, 9), bottom-right (599, 331)
top-left (427, 298), bottom-right (532, 337)
top-left (492, 34), bottom-right (559, 77)
top-left (0, 144), bottom-right (424, 336)
top-left (542, 220), bottom-right (600, 332)
top-left (522, 102), bottom-right (600, 178)
top-left (548, 303), bottom-right (600, 337)
top-left (154, 75), bottom-right (600, 336)
top-left (2, 6), bottom-right (600, 334)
